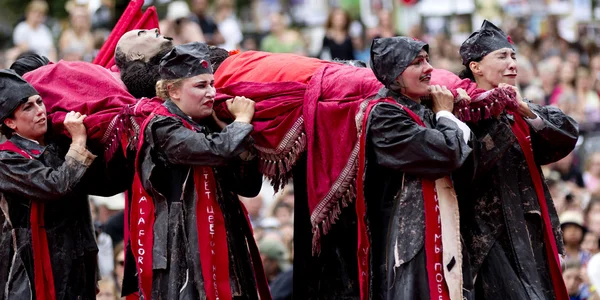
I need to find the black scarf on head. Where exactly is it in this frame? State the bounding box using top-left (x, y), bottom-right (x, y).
top-left (460, 20), bottom-right (515, 66)
top-left (370, 36), bottom-right (429, 88)
top-left (159, 42), bottom-right (213, 80)
top-left (0, 69), bottom-right (39, 122)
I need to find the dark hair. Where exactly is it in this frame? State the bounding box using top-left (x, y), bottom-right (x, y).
top-left (458, 56), bottom-right (483, 81)
top-left (0, 124), bottom-right (14, 138)
top-left (114, 46), bottom-right (127, 70)
top-left (325, 8), bottom-right (351, 32)
top-left (208, 46), bottom-right (230, 72)
top-left (118, 48), bottom-right (172, 98)
top-left (10, 51), bottom-right (50, 76)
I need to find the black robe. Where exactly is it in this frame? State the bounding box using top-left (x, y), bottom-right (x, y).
top-left (135, 100), bottom-right (264, 299)
top-left (455, 103), bottom-right (578, 300)
top-left (0, 134), bottom-right (131, 299)
top-left (363, 89), bottom-right (471, 299)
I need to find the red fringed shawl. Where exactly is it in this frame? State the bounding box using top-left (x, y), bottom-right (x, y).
top-left (213, 52), bottom-right (383, 252)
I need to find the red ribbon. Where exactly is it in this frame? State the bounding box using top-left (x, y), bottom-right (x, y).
top-left (193, 167), bottom-right (232, 300)
top-left (356, 99), bottom-right (448, 300)
top-left (508, 113), bottom-right (569, 300)
top-left (0, 141), bottom-right (56, 300)
top-left (130, 107), bottom-right (236, 299)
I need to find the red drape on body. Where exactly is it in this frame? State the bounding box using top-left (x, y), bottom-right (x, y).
top-left (213, 52), bottom-right (383, 253)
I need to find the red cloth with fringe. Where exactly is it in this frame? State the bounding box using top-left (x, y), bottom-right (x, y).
top-left (23, 61), bottom-right (139, 151)
top-left (213, 52), bottom-right (383, 253)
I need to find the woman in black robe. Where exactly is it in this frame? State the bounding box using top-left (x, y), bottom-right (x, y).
top-left (455, 20), bottom-right (579, 300)
top-left (0, 69), bottom-right (131, 299)
top-left (363, 36), bottom-right (472, 300)
top-left (129, 42), bottom-right (269, 299)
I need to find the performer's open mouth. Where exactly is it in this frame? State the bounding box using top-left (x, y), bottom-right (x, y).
top-left (36, 117), bottom-right (47, 124)
top-left (420, 74), bottom-right (431, 82)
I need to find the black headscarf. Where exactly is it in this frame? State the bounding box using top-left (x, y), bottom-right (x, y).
top-left (159, 42), bottom-right (213, 80)
top-left (9, 52), bottom-right (50, 76)
top-left (370, 36), bottom-right (429, 88)
top-left (459, 20), bottom-right (515, 66)
top-left (0, 69), bottom-right (39, 122)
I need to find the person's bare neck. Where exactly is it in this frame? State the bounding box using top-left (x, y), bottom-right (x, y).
top-left (474, 77), bottom-right (494, 91)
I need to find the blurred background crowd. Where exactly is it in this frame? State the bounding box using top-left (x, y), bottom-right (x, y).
top-left (1, 0), bottom-right (600, 299)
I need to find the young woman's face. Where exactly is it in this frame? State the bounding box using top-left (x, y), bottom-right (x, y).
top-left (170, 73), bottom-right (216, 120)
top-left (581, 231), bottom-right (599, 254)
top-left (396, 49), bottom-right (433, 99)
top-left (475, 47), bottom-right (518, 88)
top-left (4, 95), bottom-right (47, 142)
top-left (331, 9), bottom-right (348, 30)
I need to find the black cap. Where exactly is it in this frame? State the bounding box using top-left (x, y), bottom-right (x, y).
top-left (9, 53), bottom-right (50, 76)
top-left (159, 42), bottom-right (213, 80)
top-left (0, 69), bottom-right (38, 122)
top-left (460, 20), bottom-right (515, 66)
top-left (370, 37), bottom-right (429, 88)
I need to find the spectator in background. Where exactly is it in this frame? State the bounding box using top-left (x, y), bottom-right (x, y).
top-left (552, 151), bottom-right (586, 188)
top-left (588, 254), bottom-right (600, 300)
top-left (190, 0), bottom-right (224, 46)
top-left (259, 238), bottom-right (291, 284)
top-left (563, 260), bottom-right (586, 300)
top-left (584, 153), bottom-right (600, 194)
top-left (319, 8), bottom-right (354, 61)
top-left (272, 202), bottom-right (293, 225)
top-left (576, 66), bottom-right (600, 123)
top-left (159, 1), bottom-right (205, 46)
top-left (91, 0), bottom-right (115, 32)
top-left (89, 193), bottom-right (125, 224)
top-left (241, 34), bottom-right (259, 51)
top-left (260, 12), bottom-right (306, 55)
top-left (90, 198), bottom-right (115, 279)
top-left (240, 194), bottom-right (264, 225)
top-left (112, 242), bottom-right (125, 294)
top-left (538, 60), bottom-right (559, 105)
top-left (214, 0), bottom-right (243, 51)
top-left (12, 0), bottom-right (57, 62)
top-left (279, 222), bottom-right (293, 253)
top-left (561, 211), bottom-right (592, 265)
top-left (59, 5), bottom-right (95, 61)
top-left (582, 231), bottom-right (599, 255)
top-left (586, 199), bottom-right (600, 235)
top-left (349, 20), bottom-right (370, 63)
top-left (366, 9), bottom-right (399, 41)
top-left (96, 278), bottom-right (119, 300)
top-left (551, 62), bottom-right (577, 106)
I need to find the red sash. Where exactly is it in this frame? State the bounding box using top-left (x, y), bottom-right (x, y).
top-left (356, 100), bottom-right (449, 300)
top-left (130, 106), bottom-right (270, 300)
top-left (0, 141), bottom-right (56, 300)
top-left (508, 113), bottom-right (569, 300)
